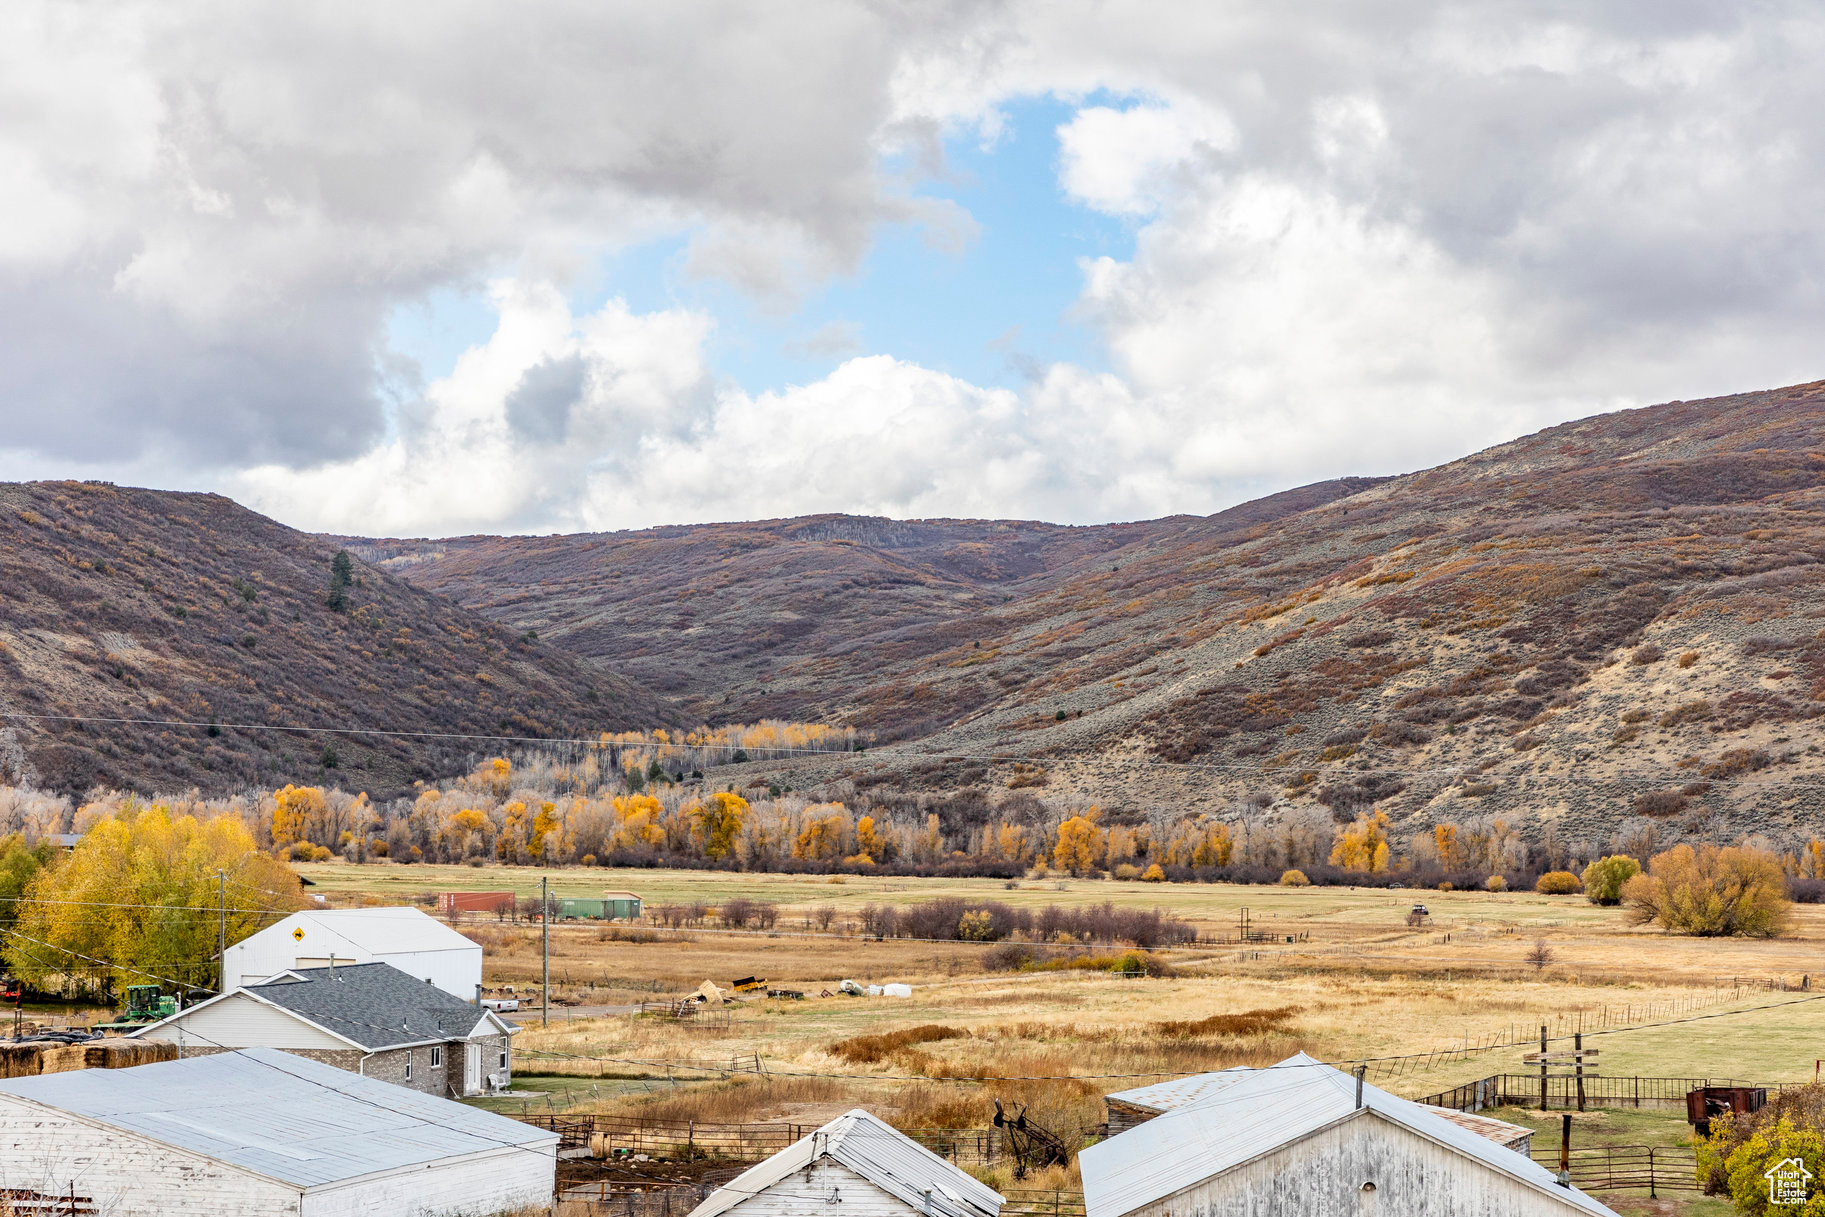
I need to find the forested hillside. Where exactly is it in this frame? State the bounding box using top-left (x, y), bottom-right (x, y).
top-left (0, 482), bottom-right (662, 796)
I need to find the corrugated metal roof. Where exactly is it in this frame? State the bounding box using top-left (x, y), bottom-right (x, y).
top-left (0, 1047), bottom-right (555, 1189)
top-left (1081, 1054), bottom-right (1617, 1217)
top-left (254, 907), bottom-right (481, 957)
top-left (1103, 1068), bottom-right (1252, 1114)
top-left (690, 1110), bottom-right (1003, 1217)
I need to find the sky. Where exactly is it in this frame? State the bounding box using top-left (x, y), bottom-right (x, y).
top-left (2, 3), bottom-right (1823, 537)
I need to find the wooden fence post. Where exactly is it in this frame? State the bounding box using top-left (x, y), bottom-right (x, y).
top-left (1540, 1025), bottom-right (1549, 1111)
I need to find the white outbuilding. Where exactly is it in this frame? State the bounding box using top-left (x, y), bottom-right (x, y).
top-left (1080, 1054), bottom-right (1618, 1217)
top-left (222, 907), bottom-right (483, 998)
top-left (689, 1109), bottom-right (1004, 1217)
top-left (0, 1047), bottom-right (556, 1217)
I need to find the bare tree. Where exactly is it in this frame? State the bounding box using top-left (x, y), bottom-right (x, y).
top-left (1526, 939), bottom-right (1554, 971)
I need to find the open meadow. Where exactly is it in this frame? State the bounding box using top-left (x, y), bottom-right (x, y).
top-left (298, 861), bottom-right (1825, 1117)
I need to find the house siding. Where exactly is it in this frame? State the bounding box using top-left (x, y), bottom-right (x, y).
top-left (138, 995), bottom-right (353, 1053)
top-left (1127, 1112), bottom-right (1600, 1217)
top-left (0, 1094), bottom-right (301, 1217)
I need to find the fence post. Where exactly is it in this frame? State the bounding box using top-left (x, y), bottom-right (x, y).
top-left (1540, 1025), bottom-right (1549, 1112)
top-left (1648, 1147), bottom-right (1656, 1199)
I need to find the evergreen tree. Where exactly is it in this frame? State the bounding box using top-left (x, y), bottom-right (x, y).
top-left (325, 550), bottom-right (354, 611)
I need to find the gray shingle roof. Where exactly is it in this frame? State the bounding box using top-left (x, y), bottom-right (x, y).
top-left (245, 962), bottom-right (496, 1049)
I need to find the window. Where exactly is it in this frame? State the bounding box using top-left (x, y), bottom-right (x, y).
top-left (404, 1052), bottom-right (412, 1080)
top-left (430, 1045), bottom-right (442, 1068)
top-left (499, 1042), bottom-right (509, 1070)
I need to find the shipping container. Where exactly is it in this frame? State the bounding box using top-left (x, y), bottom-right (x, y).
top-left (437, 891), bottom-right (516, 915)
top-left (554, 893), bottom-right (642, 921)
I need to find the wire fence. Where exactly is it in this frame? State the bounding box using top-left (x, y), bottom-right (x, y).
top-left (525, 1112), bottom-right (1005, 1166)
top-left (1420, 1072), bottom-right (1801, 1113)
top-left (555, 1183), bottom-right (1083, 1217)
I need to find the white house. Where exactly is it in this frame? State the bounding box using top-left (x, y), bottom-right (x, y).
top-left (223, 907), bottom-right (482, 998)
top-left (0, 1047), bottom-right (556, 1217)
top-left (689, 1109), bottom-right (1004, 1217)
top-left (1080, 1054), bottom-right (1618, 1217)
top-left (131, 962), bottom-right (518, 1097)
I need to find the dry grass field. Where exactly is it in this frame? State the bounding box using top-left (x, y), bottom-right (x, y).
top-left (298, 860), bottom-right (1824, 1211)
top-left (301, 860), bottom-right (1825, 1091)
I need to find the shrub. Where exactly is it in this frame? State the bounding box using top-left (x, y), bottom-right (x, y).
top-left (1279, 869), bottom-right (1311, 887)
top-left (830, 1025), bottom-right (967, 1064)
top-left (1486, 875), bottom-right (1507, 892)
top-left (1630, 643), bottom-right (1662, 665)
top-left (1112, 863), bottom-right (1141, 881)
top-left (1142, 864), bottom-right (1165, 882)
top-left (1696, 1086), bottom-right (1825, 1203)
top-left (1632, 789), bottom-right (1688, 816)
top-left (1581, 856), bottom-right (1641, 906)
top-left (1438, 880), bottom-right (1454, 892)
top-left (1677, 651), bottom-right (1699, 668)
top-left (1659, 699), bottom-right (1713, 728)
top-left (1623, 844), bottom-right (1791, 936)
top-left (1535, 871), bottom-right (1582, 895)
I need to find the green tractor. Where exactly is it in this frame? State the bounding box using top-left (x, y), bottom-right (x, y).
top-left (94, 984), bottom-right (178, 1033)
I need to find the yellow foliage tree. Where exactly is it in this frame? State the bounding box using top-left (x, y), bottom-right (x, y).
top-left (1330, 810), bottom-right (1391, 873)
top-left (1433, 822), bottom-right (1463, 871)
top-left (1053, 816), bottom-right (1107, 875)
top-left (6, 805), bottom-right (305, 994)
top-left (794, 807), bottom-right (852, 861)
top-left (1623, 844), bottom-right (1791, 937)
top-left (693, 792), bottom-right (748, 861)
top-left (1190, 823), bottom-right (1234, 868)
top-left (270, 785), bottom-right (326, 852)
top-left (610, 794), bottom-right (666, 851)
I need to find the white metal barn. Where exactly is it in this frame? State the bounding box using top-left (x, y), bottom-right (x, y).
top-left (1080, 1054), bottom-right (1619, 1217)
top-left (689, 1109), bottom-right (1004, 1217)
top-left (0, 1048), bottom-right (556, 1217)
top-left (222, 907), bottom-right (483, 998)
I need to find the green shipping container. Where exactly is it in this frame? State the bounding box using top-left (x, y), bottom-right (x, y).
top-left (555, 895), bottom-right (643, 920)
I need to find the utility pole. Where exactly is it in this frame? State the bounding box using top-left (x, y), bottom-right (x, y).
top-left (541, 876), bottom-right (549, 1028)
top-left (217, 870), bottom-right (227, 994)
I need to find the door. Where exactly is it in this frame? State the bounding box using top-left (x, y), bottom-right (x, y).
top-left (465, 1042), bottom-right (482, 1094)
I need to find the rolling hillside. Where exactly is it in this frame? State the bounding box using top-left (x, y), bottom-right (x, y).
top-left (364, 380), bottom-right (1825, 846)
top-left (0, 482), bottom-right (662, 796)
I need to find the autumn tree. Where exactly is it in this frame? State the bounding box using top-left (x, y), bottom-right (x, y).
top-left (794, 807), bottom-right (852, 861)
top-left (6, 806), bottom-right (305, 994)
top-left (610, 794), bottom-right (665, 852)
top-left (0, 834), bottom-right (53, 929)
top-left (270, 785), bottom-right (327, 854)
top-left (1053, 816), bottom-right (1108, 875)
top-left (1581, 855), bottom-right (1640, 906)
top-left (1433, 822), bottom-right (1463, 871)
top-left (1330, 810), bottom-right (1391, 873)
top-left (692, 792), bottom-right (748, 861)
top-left (1623, 844), bottom-right (1791, 937)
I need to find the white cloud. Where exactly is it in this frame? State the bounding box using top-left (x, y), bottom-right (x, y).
top-left (8, 2), bottom-right (1825, 536)
top-left (1057, 101), bottom-right (1236, 216)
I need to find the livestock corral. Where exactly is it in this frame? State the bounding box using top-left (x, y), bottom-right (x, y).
top-left (284, 862), bottom-right (1825, 1215)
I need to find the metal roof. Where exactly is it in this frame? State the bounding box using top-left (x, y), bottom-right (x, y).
top-left (0, 1047), bottom-right (556, 1189)
top-left (246, 907), bottom-right (482, 957)
top-left (1081, 1054), bottom-right (1617, 1217)
top-left (1104, 1068), bottom-right (1253, 1114)
top-left (690, 1110), bottom-right (1003, 1217)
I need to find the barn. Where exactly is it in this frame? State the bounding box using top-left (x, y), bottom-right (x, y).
top-left (1105, 1067), bottom-right (1534, 1153)
top-left (223, 907), bottom-right (483, 998)
top-left (0, 1047), bottom-right (556, 1217)
top-left (130, 962), bottom-right (518, 1096)
top-left (689, 1109), bottom-right (1003, 1217)
top-left (1081, 1054), bottom-right (1617, 1217)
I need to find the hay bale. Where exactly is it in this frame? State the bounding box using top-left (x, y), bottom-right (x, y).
top-left (0, 1043), bottom-right (43, 1079)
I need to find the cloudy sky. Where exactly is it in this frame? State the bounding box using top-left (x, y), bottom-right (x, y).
top-left (3, 3), bottom-right (1822, 537)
